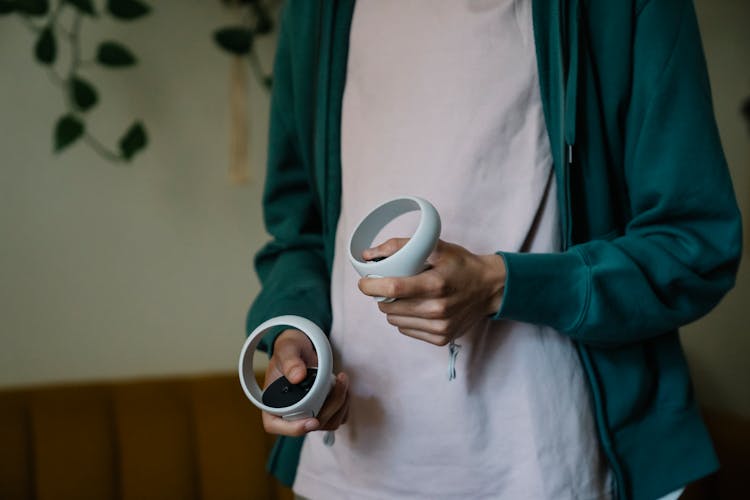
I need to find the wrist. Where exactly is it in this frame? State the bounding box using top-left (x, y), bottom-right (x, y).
top-left (480, 253), bottom-right (506, 316)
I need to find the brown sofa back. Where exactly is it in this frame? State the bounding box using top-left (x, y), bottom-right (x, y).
top-left (1, 373), bottom-right (747, 499)
top-left (0, 374), bottom-right (292, 500)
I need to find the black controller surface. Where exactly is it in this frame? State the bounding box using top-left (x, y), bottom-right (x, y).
top-left (262, 368), bottom-right (318, 408)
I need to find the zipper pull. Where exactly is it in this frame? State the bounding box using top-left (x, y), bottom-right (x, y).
top-left (567, 144), bottom-right (575, 167)
top-left (448, 340), bottom-right (461, 381)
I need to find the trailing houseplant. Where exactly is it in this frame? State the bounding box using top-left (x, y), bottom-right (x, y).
top-left (2, 0), bottom-right (279, 166)
top-left (1, 0), bottom-right (150, 162)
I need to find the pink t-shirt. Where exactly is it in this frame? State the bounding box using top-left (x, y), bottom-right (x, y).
top-left (294, 1), bottom-right (611, 498)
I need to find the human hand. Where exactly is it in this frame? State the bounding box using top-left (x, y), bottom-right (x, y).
top-left (358, 238), bottom-right (506, 346)
top-left (262, 329), bottom-right (350, 436)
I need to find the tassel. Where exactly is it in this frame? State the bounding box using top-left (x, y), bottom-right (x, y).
top-left (229, 56), bottom-right (250, 184)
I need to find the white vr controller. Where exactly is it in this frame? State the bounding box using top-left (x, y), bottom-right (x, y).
top-left (238, 196), bottom-right (441, 419)
top-left (348, 196), bottom-right (441, 301)
top-left (238, 315), bottom-right (335, 420)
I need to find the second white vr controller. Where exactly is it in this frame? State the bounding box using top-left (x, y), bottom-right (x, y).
top-left (348, 196), bottom-right (441, 298)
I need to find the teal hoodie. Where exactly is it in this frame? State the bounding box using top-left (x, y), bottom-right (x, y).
top-left (246, 1), bottom-right (743, 499)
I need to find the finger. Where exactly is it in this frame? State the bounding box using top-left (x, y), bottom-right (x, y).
top-left (280, 356), bottom-right (308, 384)
top-left (273, 338), bottom-right (309, 384)
top-left (396, 327), bottom-right (452, 347)
top-left (358, 270), bottom-right (447, 300)
top-left (262, 411), bottom-right (320, 437)
top-left (362, 237), bottom-right (410, 261)
top-left (316, 373), bottom-right (349, 427)
top-left (378, 297), bottom-right (452, 319)
top-left (386, 314), bottom-right (451, 337)
top-left (321, 395), bottom-right (350, 431)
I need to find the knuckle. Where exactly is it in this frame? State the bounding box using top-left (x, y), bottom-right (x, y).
top-left (431, 275), bottom-right (448, 295)
top-left (386, 281), bottom-right (401, 298)
top-left (430, 300), bottom-right (448, 318)
top-left (435, 320), bottom-right (451, 336)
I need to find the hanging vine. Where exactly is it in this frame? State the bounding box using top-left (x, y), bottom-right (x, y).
top-left (2, 0), bottom-right (279, 165)
top-left (1, 0), bottom-right (151, 162)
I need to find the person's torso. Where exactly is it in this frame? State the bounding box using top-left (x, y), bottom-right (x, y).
top-left (294, 1), bottom-right (610, 498)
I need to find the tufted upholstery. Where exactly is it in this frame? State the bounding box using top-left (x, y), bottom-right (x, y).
top-left (0, 374), bottom-right (293, 500)
top-left (0, 373), bottom-right (747, 499)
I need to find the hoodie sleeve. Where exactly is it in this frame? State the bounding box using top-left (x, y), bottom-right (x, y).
top-left (495, 0), bottom-right (742, 345)
top-left (246, 5), bottom-right (332, 351)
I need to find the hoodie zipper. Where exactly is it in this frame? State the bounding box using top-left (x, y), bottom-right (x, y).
top-left (310, 1), bottom-right (325, 224)
top-left (557, 1), bottom-right (627, 497)
top-left (318, 0), bottom-right (338, 246)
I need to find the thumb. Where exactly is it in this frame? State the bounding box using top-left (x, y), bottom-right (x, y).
top-left (362, 237), bottom-right (410, 261)
top-left (274, 335), bottom-right (309, 385)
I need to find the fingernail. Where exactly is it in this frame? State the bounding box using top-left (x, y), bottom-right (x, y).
top-left (304, 420), bottom-right (319, 431)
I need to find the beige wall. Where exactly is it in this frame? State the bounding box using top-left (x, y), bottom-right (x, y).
top-left (0, 0), bottom-right (274, 386)
top-left (1, 1), bottom-right (748, 416)
top-left (682, 0), bottom-right (750, 416)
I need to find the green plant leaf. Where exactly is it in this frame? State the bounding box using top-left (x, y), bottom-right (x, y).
top-left (34, 26), bottom-right (56, 65)
top-left (0, 1), bottom-right (15, 15)
top-left (107, 0), bottom-right (150, 20)
top-left (14, 0), bottom-right (49, 16)
top-left (96, 41), bottom-right (136, 67)
top-left (118, 121), bottom-right (147, 160)
top-left (64, 0), bottom-right (96, 15)
top-left (214, 27), bottom-right (253, 55)
top-left (54, 114), bottom-right (84, 152)
top-left (71, 77), bottom-right (98, 111)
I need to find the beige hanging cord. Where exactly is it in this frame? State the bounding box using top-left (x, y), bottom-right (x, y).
top-left (229, 56), bottom-right (250, 184)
